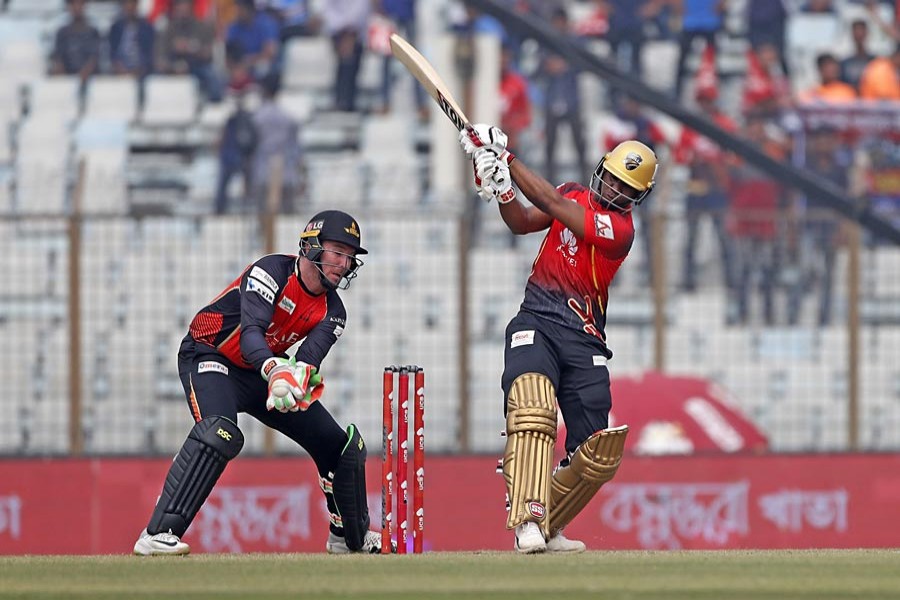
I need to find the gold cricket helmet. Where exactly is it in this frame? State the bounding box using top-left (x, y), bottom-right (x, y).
top-left (589, 140), bottom-right (658, 212)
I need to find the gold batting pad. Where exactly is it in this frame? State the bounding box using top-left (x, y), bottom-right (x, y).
top-left (548, 425), bottom-right (628, 537)
top-left (502, 373), bottom-right (558, 535)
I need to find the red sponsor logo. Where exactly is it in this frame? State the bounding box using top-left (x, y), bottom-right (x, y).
top-left (527, 502), bottom-right (546, 520)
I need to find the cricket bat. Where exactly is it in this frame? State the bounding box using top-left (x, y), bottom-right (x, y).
top-left (389, 33), bottom-right (470, 132)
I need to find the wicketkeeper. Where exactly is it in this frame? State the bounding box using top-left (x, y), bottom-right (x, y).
top-left (134, 210), bottom-right (393, 555)
top-left (460, 124), bottom-right (658, 553)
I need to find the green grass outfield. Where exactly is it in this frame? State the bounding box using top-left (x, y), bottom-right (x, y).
top-left (2, 550), bottom-right (899, 600)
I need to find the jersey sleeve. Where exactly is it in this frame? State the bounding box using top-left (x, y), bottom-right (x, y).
top-left (294, 291), bottom-right (346, 369)
top-left (582, 207), bottom-right (634, 260)
top-left (239, 256), bottom-right (283, 371)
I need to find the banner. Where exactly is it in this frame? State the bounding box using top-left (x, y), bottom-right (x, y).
top-left (1, 454), bottom-right (899, 554)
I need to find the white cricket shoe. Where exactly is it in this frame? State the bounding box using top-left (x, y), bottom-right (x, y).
top-left (546, 531), bottom-right (586, 553)
top-left (514, 522), bottom-right (547, 554)
top-left (133, 529), bottom-right (190, 556)
top-left (326, 530), bottom-right (396, 554)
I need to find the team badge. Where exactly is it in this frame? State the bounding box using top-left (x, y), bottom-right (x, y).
top-left (594, 213), bottom-right (614, 240)
top-left (624, 152), bottom-right (643, 170)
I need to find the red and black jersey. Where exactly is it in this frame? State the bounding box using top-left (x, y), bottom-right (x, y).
top-left (187, 254), bottom-right (346, 372)
top-left (521, 182), bottom-right (634, 355)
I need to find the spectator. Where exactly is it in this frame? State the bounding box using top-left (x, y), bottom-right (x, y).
top-left (250, 75), bottom-right (304, 214)
top-left (604, 93), bottom-right (668, 283)
top-left (259, 0), bottom-right (320, 40)
top-left (322, 0), bottom-right (371, 112)
top-left (540, 8), bottom-right (588, 183)
top-left (108, 0), bottom-right (156, 98)
top-left (801, 0), bottom-right (835, 13)
top-left (840, 20), bottom-right (875, 91)
top-left (499, 45), bottom-right (532, 151)
top-left (369, 3), bottom-right (398, 114)
top-left (156, 0), bottom-right (223, 102)
top-left (673, 0), bottom-right (725, 102)
top-left (727, 114), bottom-right (788, 325)
top-left (742, 43), bottom-right (792, 117)
top-left (378, 0), bottom-right (425, 116)
top-left (226, 0), bottom-right (281, 82)
top-left (787, 127), bottom-right (848, 326)
top-left (214, 93), bottom-right (258, 215)
top-left (746, 0), bottom-right (789, 77)
top-left (604, 0), bottom-right (663, 83)
top-left (50, 0), bottom-right (101, 83)
top-left (148, 0), bottom-right (212, 22)
top-left (675, 85), bottom-right (736, 293)
top-left (859, 44), bottom-right (900, 100)
top-left (799, 53), bottom-right (858, 103)
top-left (864, 0), bottom-right (900, 43)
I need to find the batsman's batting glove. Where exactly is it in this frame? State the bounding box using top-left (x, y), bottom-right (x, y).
top-left (473, 160), bottom-right (497, 202)
top-left (262, 356), bottom-right (316, 413)
top-left (474, 148), bottom-right (517, 204)
top-left (459, 123), bottom-right (508, 156)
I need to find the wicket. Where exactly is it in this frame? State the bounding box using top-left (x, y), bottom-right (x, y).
top-left (382, 365), bottom-right (425, 554)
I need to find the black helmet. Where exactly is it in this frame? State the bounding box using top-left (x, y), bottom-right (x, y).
top-left (299, 210), bottom-right (366, 290)
top-left (300, 210), bottom-right (367, 255)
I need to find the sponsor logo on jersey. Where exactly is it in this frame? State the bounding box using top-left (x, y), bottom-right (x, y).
top-left (592, 355), bottom-right (608, 367)
top-left (247, 277), bottom-right (275, 303)
top-left (510, 330), bottom-right (535, 348)
top-left (555, 228), bottom-right (579, 266)
top-left (594, 213), bottom-right (614, 240)
top-left (198, 361), bottom-right (229, 375)
top-left (278, 296), bottom-right (296, 314)
top-left (560, 228), bottom-right (578, 256)
top-left (333, 325), bottom-right (344, 338)
top-left (329, 316), bottom-right (346, 325)
top-left (250, 266), bottom-right (279, 293)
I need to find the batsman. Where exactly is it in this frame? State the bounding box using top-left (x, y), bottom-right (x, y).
top-left (460, 124), bottom-right (658, 553)
top-left (134, 210), bottom-right (393, 556)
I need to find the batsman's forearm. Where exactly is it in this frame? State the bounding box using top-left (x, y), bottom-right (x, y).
top-left (497, 197), bottom-right (531, 234)
top-left (510, 160), bottom-right (561, 216)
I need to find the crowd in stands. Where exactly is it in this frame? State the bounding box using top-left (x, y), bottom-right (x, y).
top-left (7, 0), bottom-right (900, 326)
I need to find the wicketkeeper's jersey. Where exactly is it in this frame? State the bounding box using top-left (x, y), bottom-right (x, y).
top-left (520, 182), bottom-right (634, 356)
top-left (186, 254), bottom-right (346, 372)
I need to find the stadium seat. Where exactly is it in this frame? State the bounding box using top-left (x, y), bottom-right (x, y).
top-left (28, 77), bottom-right (81, 121)
top-left (277, 91), bottom-right (315, 124)
top-left (140, 75), bottom-right (198, 125)
top-left (0, 39), bottom-right (45, 90)
top-left (6, 0), bottom-right (64, 17)
top-left (79, 149), bottom-right (128, 214)
top-left (84, 76), bottom-right (139, 121)
top-left (282, 36), bottom-right (335, 93)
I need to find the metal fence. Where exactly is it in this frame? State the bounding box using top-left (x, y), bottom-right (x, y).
top-left (3, 174), bottom-right (900, 456)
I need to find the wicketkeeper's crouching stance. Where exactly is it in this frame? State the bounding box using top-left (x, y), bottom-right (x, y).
top-left (134, 210), bottom-right (394, 556)
top-left (459, 123), bottom-right (658, 553)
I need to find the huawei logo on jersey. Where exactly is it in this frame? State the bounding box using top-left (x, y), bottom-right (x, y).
top-left (556, 228), bottom-right (578, 265)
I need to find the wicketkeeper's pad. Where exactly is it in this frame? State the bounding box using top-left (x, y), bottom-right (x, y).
top-left (502, 373), bottom-right (557, 537)
top-left (332, 424), bottom-right (371, 551)
top-left (147, 415), bottom-right (244, 537)
top-left (548, 425), bottom-right (628, 537)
